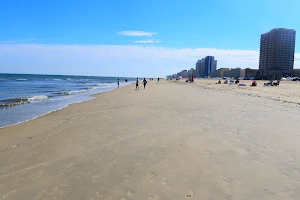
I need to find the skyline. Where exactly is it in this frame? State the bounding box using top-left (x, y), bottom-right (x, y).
top-left (1, 0), bottom-right (300, 77)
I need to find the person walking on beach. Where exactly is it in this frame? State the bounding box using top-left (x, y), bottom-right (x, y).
top-left (117, 79), bottom-right (120, 88)
top-left (135, 78), bottom-right (139, 90)
top-left (143, 78), bottom-right (147, 89)
top-left (158, 77), bottom-right (160, 82)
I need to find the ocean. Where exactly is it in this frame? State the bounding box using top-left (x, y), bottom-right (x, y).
top-left (0, 73), bottom-right (135, 128)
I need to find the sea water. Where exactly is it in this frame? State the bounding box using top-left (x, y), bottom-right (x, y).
top-left (0, 73), bottom-right (135, 128)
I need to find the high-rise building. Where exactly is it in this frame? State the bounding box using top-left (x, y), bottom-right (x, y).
top-left (259, 28), bottom-right (296, 78)
top-left (213, 60), bottom-right (217, 73)
top-left (195, 56), bottom-right (217, 77)
top-left (195, 58), bottom-right (205, 77)
top-left (204, 56), bottom-right (217, 77)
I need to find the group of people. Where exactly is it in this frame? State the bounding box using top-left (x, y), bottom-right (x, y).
top-left (117, 78), bottom-right (128, 88)
top-left (117, 78), bottom-right (147, 89)
top-left (135, 78), bottom-right (148, 90)
top-left (215, 79), bottom-right (252, 86)
top-left (213, 78), bottom-right (281, 87)
top-left (117, 77), bottom-right (160, 90)
top-left (264, 80), bottom-right (280, 86)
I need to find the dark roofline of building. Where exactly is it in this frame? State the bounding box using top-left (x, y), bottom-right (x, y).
top-left (261, 28), bottom-right (296, 35)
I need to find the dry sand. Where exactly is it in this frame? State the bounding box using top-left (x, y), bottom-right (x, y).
top-left (1, 79), bottom-right (300, 200)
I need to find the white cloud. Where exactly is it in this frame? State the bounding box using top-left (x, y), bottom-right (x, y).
top-left (134, 40), bottom-right (163, 44)
top-left (117, 31), bottom-right (157, 37)
top-left (0, 44), bottom-right (299, 77)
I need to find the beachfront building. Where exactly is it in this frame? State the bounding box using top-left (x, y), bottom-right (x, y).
top-left (245, 68), bottom-right (258, 79)
top-left (292, 69), bottom-right (300, 77)
top-left (204, 56), bottom-right (217, 77)
top-left (176, 71), bottom-right (182, 78)
top-left (211, 68), bottom-right (230, 78)
top-left (188, 68), bottom-right (195, 78)
top-left (195, 56), bottom-right (217, 77)
top-left (195, 58), bottom-right (205, 78)
top-left (258, 28), bottom-right (296, 79)
top-left (181, 70), bottom-right (188, 78)
top-left (223, 68), bottom-right (245, 78)
top-left (211, 70), bottom-right (220, 78)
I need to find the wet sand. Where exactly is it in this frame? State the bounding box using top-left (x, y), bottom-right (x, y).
top-left (1, 80), bottom-right (300, 200)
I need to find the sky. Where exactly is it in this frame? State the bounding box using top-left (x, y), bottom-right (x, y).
top-left (0, 0), bottom-right (300, 77)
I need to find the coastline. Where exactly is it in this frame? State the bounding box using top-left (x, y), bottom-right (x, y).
top-left (1, 80), bottom-right (300, 199)
top-left (0, 83), bottom-right (133, 129)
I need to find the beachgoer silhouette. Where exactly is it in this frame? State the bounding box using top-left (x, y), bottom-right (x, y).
top-left (143, 78), bottom-right (147, 89)
top-left (135, 78), bottom-right (139, 90)
top-left (117, 79), bottom-right (120, 88)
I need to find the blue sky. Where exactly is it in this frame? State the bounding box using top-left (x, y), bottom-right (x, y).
top-left (0, 0), bottom-right (300, 77)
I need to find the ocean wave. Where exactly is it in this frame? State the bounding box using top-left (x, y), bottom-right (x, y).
top-left (55, 91), bottom-right (71, 95)
top-left (55, 89), bottom-right (87, 95)
top-left (80, 87), bottom-right (95, 90)
top-left (28, 95), bottom-right (49, 102)
top-left (97, 83), bottom-right (108, 86)
top-left (54, 84), bottom-right (116, 96)
top-left (44, 78), bottom-right (62, 81)
top-left (96, 83), bottom-right (116, 87)
top-left (15, 79), bottom-right (28, 81)
top-left (68, 90), bottom-right (87, 94)
top-left (0, 95), bottom-right (49, 107)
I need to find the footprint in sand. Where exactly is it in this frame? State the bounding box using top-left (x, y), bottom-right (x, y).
top-left (161, 177), bottom-right (172, 193)
top-left (88, 192), bottom-right (101, 200)
top-left (92, 175), bottom-right (100, 182)
top-left (135, 159), bottom-right (144, 166)
top-left (28, 170), bottom-right (44, 180)
top-left (186, 188), bottom-right (195, 198)
top-left (127, 189), bottom-right (135, 196)
top-left (113, 156), bottom-right (118, 164)
top-left (204, 150), bottom-right (212, 157)
top-left (220, 176), bottom-right (229, 184)
top-left (145, 170), bottom-right (155, 182)
top-left (148, 196), bottom-right (160, 200)
top-left (220, 176), bottom-right (236, 191)
top-left (1, 194), bottom-right (8, 199)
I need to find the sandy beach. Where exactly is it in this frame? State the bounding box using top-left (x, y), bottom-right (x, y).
top-left (1, 79), bottom-right (300, 200)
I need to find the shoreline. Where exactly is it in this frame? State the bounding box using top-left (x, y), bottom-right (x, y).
top-left (0, 83), bottom-right (133, 130)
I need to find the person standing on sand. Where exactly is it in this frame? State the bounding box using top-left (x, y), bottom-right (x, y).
top-left (143, 78), bottom-right (147, 89)
top-left (117, 79), bottom-right (120, 88)
top-left (158, 77), bottom-right (160, 82)
top-left (135, 78), bottom-right (139, 90)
